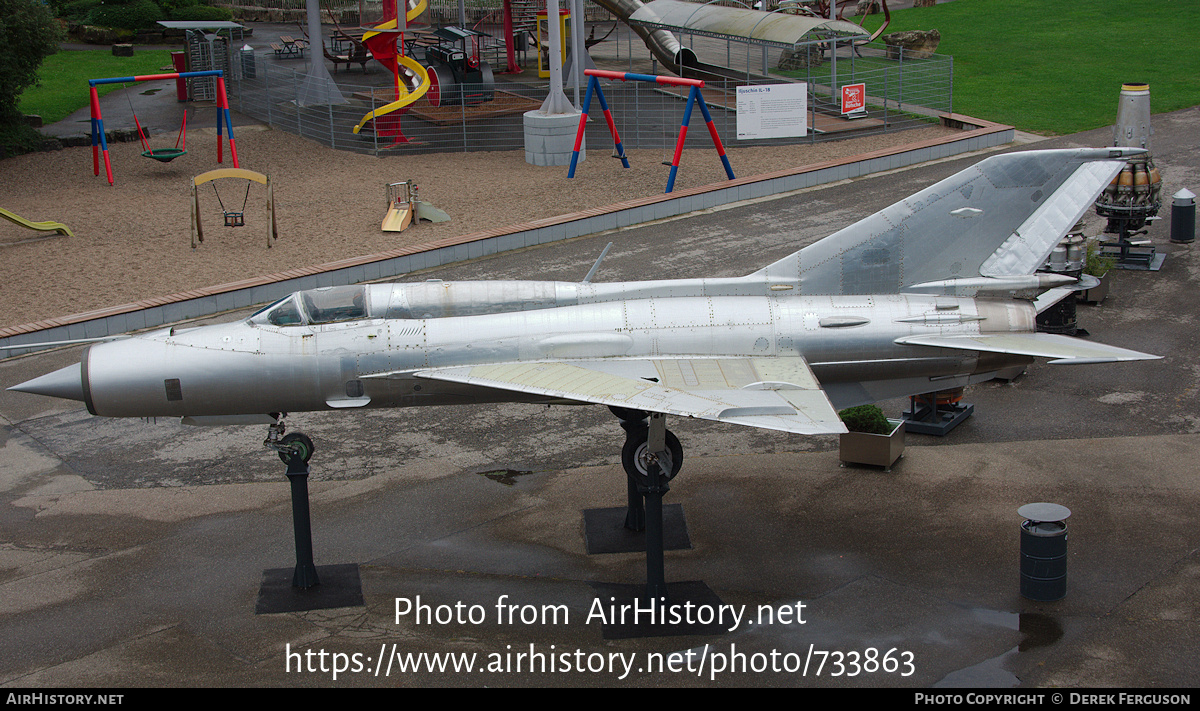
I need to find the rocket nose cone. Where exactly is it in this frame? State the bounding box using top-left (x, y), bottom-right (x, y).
top-left (7, 362), bottom-right (86, 402)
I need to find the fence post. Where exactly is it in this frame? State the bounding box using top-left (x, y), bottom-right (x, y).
top-left (264, 64), bottom-right (273, 125)
top-left (293, 71), bottom-right (300, 138)
top-left (884, 59), bottom-right (890, 130)
top-left (948, 56), bottom-right (954, 114)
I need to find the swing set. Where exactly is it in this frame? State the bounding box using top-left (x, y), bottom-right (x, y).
top-left (190, 168), bottom-right (277, 249)
top-left (89, 70), bottom-right (239, 185)
top-left (567, 69), bottom-right (735, 194)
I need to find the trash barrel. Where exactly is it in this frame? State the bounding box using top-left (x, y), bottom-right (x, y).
top-left (1018, 503), bottom-right (1071, 602)
top-left (240, 45), bottom-right (256, 80)
top-left (1172, 188), bottom-right (1195, 244)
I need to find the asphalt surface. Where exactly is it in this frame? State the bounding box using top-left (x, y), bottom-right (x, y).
top-left (2, 103), bottom-right (1198, 687)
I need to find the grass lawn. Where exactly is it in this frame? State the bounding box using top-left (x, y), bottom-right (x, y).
top-left (19, 49), bottom-right (175, 125)
top-left (850, 0), bottom-right (1200, 134)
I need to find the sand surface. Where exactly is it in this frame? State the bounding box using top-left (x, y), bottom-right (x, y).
top-left (0, 124), bottom-right (957, 329)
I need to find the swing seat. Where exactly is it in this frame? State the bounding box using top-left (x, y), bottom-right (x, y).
top-left (143, 148), bottom-right (187, 163)
top-left (224, 211), bottom-right (245, 227)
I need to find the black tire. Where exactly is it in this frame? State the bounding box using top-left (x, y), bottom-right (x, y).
top-left (278, 432), bottom-right (314, 464)
top-left (621, 427), bottom-right (682, 482)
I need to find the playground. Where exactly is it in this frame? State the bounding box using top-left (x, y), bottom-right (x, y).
top-left (0, 6), bottom-right (962, 331)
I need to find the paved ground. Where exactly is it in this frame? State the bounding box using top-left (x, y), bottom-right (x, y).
top-left (5, 85), bottom-right (1199, 690)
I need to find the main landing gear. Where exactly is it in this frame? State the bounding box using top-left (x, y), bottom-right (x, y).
top-left (610, 406), bottom-right (682, 533)
top-left (585, 407), bottom-right (726, 638)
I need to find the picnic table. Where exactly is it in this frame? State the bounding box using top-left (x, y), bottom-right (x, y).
top-left (271, 36), bottom-right (308, 58)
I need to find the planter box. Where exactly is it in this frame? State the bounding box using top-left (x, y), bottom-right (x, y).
top-left (839, 419), bottom-right (905, 470)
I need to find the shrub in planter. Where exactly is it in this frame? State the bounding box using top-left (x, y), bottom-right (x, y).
top-left (838, 404), bottom-right (894, 435)
top-left (1080, 238), bottom-right (1116, 304)
top-left (838, 404), bottom-right (904, 470)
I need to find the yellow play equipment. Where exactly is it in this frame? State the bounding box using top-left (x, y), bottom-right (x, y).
top-left (382, 181), bottom-right (450, 232)
top-left (191, 168), bottom-right (277, 249)
top-left (352, 0), bottom-right (433, 142)
top-left (0, 207), bottom-right (74, 238)
top-left (383, 181), bottom-right (416, 232)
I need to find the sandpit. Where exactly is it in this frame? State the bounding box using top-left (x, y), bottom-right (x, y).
top-left (0, 123), bottom-right (958, 329)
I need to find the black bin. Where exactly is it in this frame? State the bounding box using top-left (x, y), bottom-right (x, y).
top-left (1171, 188), bottom-right (1195, 244)
top-left (1018, 503), bottom-right (1071, 602)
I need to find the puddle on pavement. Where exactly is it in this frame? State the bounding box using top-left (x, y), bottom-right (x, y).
top-left (934, 610), bottom-right (1064, 687)
top-left (478, 469), bottom-right (533, 486)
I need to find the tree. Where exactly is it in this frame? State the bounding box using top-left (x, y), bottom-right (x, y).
top-left (0, 0), bottom-right (63, 127)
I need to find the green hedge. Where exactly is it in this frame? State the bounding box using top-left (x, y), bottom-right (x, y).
top-left (86, 0), bottom-right (164, 30)
top-left (58, 0), bottom-right (103, 23)
top-left (168, 4), bottom-right (232, 21)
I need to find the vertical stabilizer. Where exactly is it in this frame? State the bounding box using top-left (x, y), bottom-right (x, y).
top-left (749, 148), bottom-right (1145, 295)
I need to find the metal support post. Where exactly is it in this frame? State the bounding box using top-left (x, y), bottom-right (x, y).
top-left (285, 455), bottom-right (320, 589)
top-left (642, 413), bottom-right (670, 603)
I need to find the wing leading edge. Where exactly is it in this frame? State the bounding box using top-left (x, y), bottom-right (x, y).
top-left (410, 357), bottom-right (848, 435)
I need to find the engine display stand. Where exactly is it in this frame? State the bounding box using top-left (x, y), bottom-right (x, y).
top-left (902, 396), bottom-right (974, 436)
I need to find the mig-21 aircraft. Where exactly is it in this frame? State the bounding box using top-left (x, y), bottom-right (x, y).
top-left (9, 148), bottom-right (1160, 482)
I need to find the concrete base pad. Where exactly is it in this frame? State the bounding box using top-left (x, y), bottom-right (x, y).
top-left (255, 563), bottom-right (364, 614)
top-left (524, 110), bottom-right (583, 167)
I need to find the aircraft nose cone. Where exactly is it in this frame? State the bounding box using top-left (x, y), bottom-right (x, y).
top-left (7, 363), bottom-right (86, 402)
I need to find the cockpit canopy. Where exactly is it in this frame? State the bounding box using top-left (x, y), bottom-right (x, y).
top-left (251, 286), bottom-right (368, 327)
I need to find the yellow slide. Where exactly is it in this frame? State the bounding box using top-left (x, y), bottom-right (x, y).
top-left (381, 203), bottom-right (413, 232)
top-left (0, 207), bottom-right (73, 238)
top-left (404, 0), bottom-right (427, 25)
top-left (352, 3), bottom-right (432, 135)
top-left (352, 55), bottom-right (430, 134)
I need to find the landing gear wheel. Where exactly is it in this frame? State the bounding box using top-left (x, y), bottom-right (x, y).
top-left (278, 432), bottom-right (314, 464)
top-left (621, 426), bottom-right (682, 483)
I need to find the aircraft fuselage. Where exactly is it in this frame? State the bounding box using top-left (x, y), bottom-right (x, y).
top-left (75, 281), bottom-right (1035, 419)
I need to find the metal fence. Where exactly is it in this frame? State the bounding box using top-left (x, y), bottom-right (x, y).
top-left (226, 40), bottom-right (950, 156)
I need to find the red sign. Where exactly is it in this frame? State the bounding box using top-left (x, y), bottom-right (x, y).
top-left (841, 83), bottom-right (866, 115)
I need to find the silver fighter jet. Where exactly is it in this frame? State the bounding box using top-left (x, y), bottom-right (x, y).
top-left (10, 148), bottom-right (1160, 477)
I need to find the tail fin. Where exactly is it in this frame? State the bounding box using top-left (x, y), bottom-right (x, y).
top-left (751, 148), bottom-right (1144, 296)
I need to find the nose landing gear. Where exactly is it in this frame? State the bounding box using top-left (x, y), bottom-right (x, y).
top-left (263, 414), bottom-right (314, 464)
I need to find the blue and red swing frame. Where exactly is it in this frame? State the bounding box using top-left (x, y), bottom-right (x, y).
top-left (567, 69), bottom-right (735, 193)
top-left (89, 70), bottom-right (239, 185)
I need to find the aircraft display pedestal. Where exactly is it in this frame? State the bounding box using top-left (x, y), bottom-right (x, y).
top-left (255, 453), bottom-right (364, 614)
top-left (584, 414), bottom-right (719, 638)
top-left (582, 505), bottom-right (691, 554)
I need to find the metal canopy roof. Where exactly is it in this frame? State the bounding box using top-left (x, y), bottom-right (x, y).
top-left (157, 21), bottom-right (246, 30)
top-left (627, 0), bottom-right (870, 49)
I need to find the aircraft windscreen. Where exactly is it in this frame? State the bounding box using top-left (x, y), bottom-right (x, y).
top-left (249, 295), bottom-right (304, 326)
top-left (267, 297), bottom-right (303, 326)
top-left (301, 286), bottom-right (368, 324)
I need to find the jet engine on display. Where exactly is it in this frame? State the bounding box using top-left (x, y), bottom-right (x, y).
top-left (9, 148), bottom-right (1160, 482)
